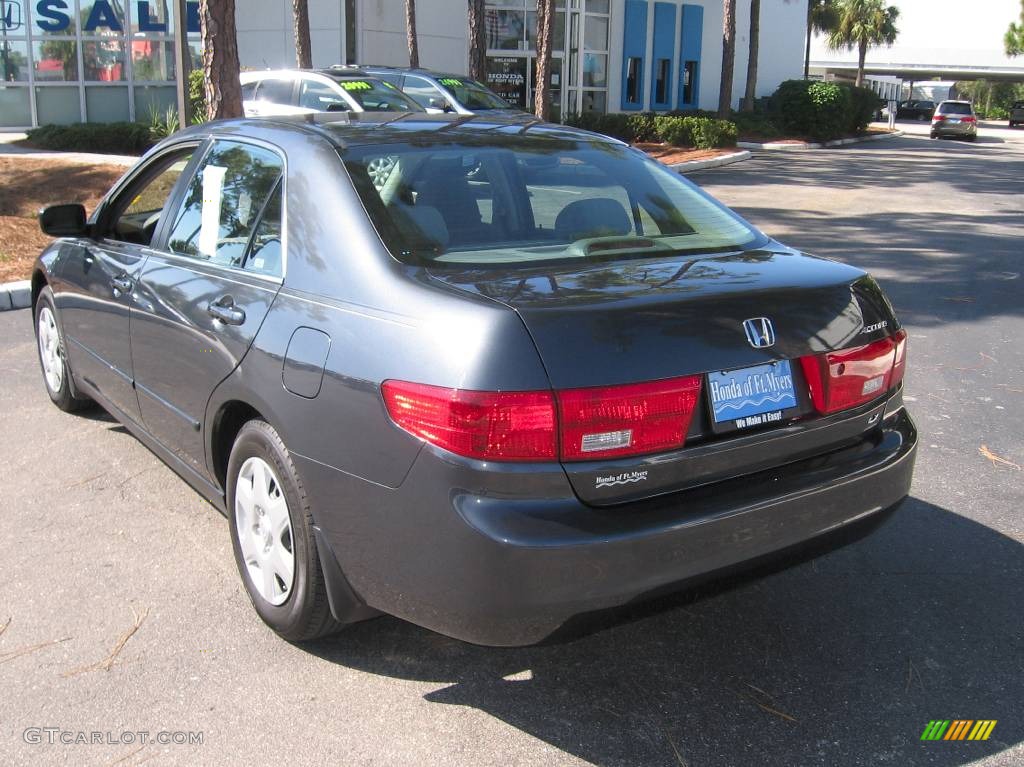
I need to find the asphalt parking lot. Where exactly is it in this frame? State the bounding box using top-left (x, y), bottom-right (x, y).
top-left (1, 123), bottom-right (1022, 766)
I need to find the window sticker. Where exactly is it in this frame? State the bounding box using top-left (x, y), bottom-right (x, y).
top-left (439, 78), bottom-right (463, 88)
top-left (198, 165), bottom-right (227, 259)
top-left (339, 81), bottom-right (372, 91)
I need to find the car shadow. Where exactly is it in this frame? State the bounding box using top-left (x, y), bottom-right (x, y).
top-left (304, 498), bottom-right (1022, 766)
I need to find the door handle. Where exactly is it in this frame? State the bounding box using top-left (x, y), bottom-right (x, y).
top-left (112, 274), bottom-right (133, 295)
top-left (206, 295), bottom-right (246, 326)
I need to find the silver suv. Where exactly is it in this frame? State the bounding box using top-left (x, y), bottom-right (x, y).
top-left (930, 101), bottom-right (978, 141)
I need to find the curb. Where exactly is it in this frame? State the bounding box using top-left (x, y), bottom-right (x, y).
top-left (669, 149), bottom-right (752, 173)
top-left (737, 130), bottom-right (904, 151)
top-left (0, 280), bottom-right (31, 312)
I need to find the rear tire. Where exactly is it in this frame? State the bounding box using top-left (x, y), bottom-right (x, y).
top-left (226, 419), bottom-right (341, 642)
top-left (34, 286), bottom-right (93, 413)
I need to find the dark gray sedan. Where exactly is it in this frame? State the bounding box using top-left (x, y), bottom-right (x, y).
top-left (31, 114), bottom-right (916, 646)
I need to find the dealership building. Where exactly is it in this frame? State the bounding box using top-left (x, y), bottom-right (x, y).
top-left (0, 0), bottom-right (808, 129)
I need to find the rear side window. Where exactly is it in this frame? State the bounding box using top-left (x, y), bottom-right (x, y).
top-left (402, 75), bottom-right (444, 109)
top-left (255, 78), bottom-right (294, 105)
top-left (939, 102), bottom-right (972, 115)
top-left (165, 140), bottom-right (284, 275)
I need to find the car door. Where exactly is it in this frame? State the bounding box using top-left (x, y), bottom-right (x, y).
top-left (295, 75), bottom-right (354, 113)
top-left (54, 144), bottom-right (200, 424)
top-left (401, 74), bottom-right (450, 113)
top-left (130, 138), bottom-right (285, 476)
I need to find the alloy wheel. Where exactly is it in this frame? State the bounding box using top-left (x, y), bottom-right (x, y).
top-left (37, 306), bottom-right (63, 393)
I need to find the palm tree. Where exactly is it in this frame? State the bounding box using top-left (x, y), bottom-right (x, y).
top-left (534, 0), bottom-right (554, 120)
top-left (199, 0), bottom-right (243, 119)
top-left (741, 0), bottom-right (760, 111)
top-left (293, 0), bottom-right (312, 68)
top-left (805, 0), bottom-right (838, 78)
top-left (405, 0), bottom-right (420, 69)
top-left (468, 0), bottom-right (486, 82)
top-left (827, 0), bottom-right (899, 87)
top-left (718, 0), bottom-right (737, 116)
top-left (1006, 1), bottom-right (1024, 56)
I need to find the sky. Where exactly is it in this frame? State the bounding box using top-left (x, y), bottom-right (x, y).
top-left (810, 0), bottom-right (1024, 69)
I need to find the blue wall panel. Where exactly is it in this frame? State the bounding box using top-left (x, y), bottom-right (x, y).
top-left (678, 4), bottom-right (704, 110)
top-left (620, 0), bottom-right (649, 111)
top-left (650, 3), bottom-right (677, 110)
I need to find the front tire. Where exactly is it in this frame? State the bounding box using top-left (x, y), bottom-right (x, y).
top-left (34, 286), bottom-right (93, 412)
top-left (227, 419), bottom-right (340, 642)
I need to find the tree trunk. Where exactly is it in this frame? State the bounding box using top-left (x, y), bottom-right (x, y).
top-left (293, 0), bottom-right (312, 68)
top-left (742, 0), bottom-right (760, 111)
top-left (533, 0), bottom-right (554, 121)
top-left (718, 0), bottom-right (737, 116)
top-left (804, 2), bottom-right (812, 78)
top-left (856, 40), bottom-right (866, 87)
top-left (467, 0), bottom-right (487, 82)
top-left (405, 0), bottom-right (419, 69)
top-left (200, 0), bottom-right (243, 120)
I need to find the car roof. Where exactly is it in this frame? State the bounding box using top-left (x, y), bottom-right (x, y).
top-left (172, 112), bottom-right (615, 152)
top-left (242, 68), bottom-right (392, 82)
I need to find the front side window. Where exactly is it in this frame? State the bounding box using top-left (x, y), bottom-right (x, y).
top-left (109, 149), bottom-right (195, 245)
top-left (165, 141), bottom-right (284, 274)
top-left (343, 138), bottom-right (764, 267)
top-left (299, 78), bottom-right (349, 111)
top-left (401, 75), bottom-right (446, 109)
top-left (331, 78), bottom-right (421, 112)
top-left (435, 76), bottom-right (512, 110)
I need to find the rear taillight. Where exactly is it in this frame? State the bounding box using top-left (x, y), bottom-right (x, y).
top-left (382, 375), bottom-right (702, 462)
top-left (799, 330), bottom-right (907, 415)
top-left (557, 376), bottom-right (702, 460)
top-left (963, 116), bottom-right (977, 123)
top-left (381, 381), bottom-right (556, 461)
top-left (932, 115), bottom-right (945, 122)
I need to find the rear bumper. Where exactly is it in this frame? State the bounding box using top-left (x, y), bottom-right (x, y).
top-left (300, 406), bottom-right (917, 646)
top-left (931, 122), bottom-right (976, 136)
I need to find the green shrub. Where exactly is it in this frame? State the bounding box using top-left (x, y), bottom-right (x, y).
top-left (730, 111), bottom-right (784, 140)
top-left (564, 111), bottom-right (738, 149)
top-left (26, 122), bottom-right (154, 154)
top-left (842, 83), bottom-right (878, 135)
top-left (188, 68), bottom-right (208, 123)
top-left (626, 112), bottom-right (658, 142)
top-left (654, 115), bottom-right (691, 146)
top-left (772, 79), bottom-right (851, 141)
top-left (687, 117), bottom-right (738, 149)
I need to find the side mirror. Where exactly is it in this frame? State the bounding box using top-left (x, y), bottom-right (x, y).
top-left (39, 204), bottom-right (89, 237)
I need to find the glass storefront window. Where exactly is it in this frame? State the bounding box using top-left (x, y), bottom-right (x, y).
top-left (131, 0), bottom-right (176, 34)
top-left (1, 40), bottom-right (30, 82)
top-left (131, 39), bottom-right (174, 81)
top-left (83, 39), bottom-right (126, 81)
top-left (583, 16), bottom-right (608, 51)
top-left (486, 10), bottom-right (525, 50)
top-left (0, 86), bottom-right (32, 126)
top-left (582, 53), bottom-right (606, 87)
top-left (80, 0), bottom-right (126, 34)
top-left (525, 11), bottom-right (565, 52)
top-left (32, 40), bottom-right (78, 81)
top-left (134, 84), bottom-right (175, 118)
top-left (36, 85), bottom-right (82, 124)
top-left (86, 85), bottom-right (130, 121)
top-left (580, 90), bottom-right (605, 112)
top-left (586, 0), bottom-right (610, 13)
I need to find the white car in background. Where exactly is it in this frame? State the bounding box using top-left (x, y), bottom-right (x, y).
top-left (240, 69), bottom-right (424, 117)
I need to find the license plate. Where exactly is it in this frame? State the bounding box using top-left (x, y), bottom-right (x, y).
top-left (948, 118), bottom-right (960, 123)
top-left (707, 360), bottom-right (798, 428)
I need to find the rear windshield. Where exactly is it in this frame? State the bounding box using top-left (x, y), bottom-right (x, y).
top-left (333, 79), bottom-right (422, 112)
top-left (343, 139), bottom-right (766, 267)
top-left (435, 77), bottom-right (512, 111)
top-left (939, 102), bottom-right (972, 115)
